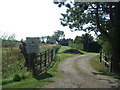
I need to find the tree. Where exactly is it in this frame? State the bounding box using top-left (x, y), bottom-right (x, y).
top-left (1, 33), bottom-right (17, 47)
top-left (74, 33), bottom-right (101, 52)
top-left (54, 2), bottom-right (120, 73)
top-left (58, 38), bottom-right (73, 46)
top-left (7, 33), bottom-right (16, 41)
top-left (1, 32), bottom-right (8, 40)
top-left (80, 33), bottom-right (94, 51)
top-left (52, 30), bottom-right (65, 43)
top-left (40, 36), bottom-right (46, 43)
top-left (45, 36), bottom-right (53, 44)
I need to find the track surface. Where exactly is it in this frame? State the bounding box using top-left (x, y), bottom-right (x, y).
top-left (44, 54), bottom-right (119, 88)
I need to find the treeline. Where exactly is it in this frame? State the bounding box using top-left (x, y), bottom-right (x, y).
top-left (39, 30), bottom-right (72, 45)
top-left (39, 30), bottom-right (101, 53)
top-left (1, 33), bottom-right (19, 48)
top-left (69, 33), bottom-right (101, 53)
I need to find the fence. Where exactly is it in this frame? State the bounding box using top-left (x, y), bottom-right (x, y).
top-left (99, 51), bottom-right (111, 71)
top-left (34, 48), bottom-right (58, 75)
top-left (19, 41), bottom-right (60, 76)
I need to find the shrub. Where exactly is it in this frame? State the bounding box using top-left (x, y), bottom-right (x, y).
top-left (21, 72), bottom-right (31, 79)
top-left (13, 74), bottom-right (21, 81)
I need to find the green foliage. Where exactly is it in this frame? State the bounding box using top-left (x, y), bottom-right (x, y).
top-left (2, 72), bottom-right (30, 85)
top-left (98, 39), bottom-right (112, 56)
top-left (69, 34), bottom-right (101, 52)
top-left (2, 60), bottom-right (27, 79)
top-left (2, 47), bottom-right (24, 66)
top-left (90, 55), bottom-right (120, 79)
top-left (58, 38), bottom-right (73, 46)
top-left (56, 2), bottom-right (118, 40)
top-left (69, 41), bottom-right (83, 50)
top-left (13, 74), bottom-right (21, 81)
top-left (45, 30), bottom-right (65, 44)
top-left (2, 78), bottom-right (13, 85)
top-left (102, 42), bottom-right (112, 56)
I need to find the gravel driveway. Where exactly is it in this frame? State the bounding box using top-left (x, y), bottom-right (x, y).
top-left (44, 54), bottom-right (119, 88)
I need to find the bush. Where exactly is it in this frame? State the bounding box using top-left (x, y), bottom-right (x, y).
top-left (21, 72), bottom-right (31, 79)
top-left (69, 41), bottom-right (83, 50)
top-left (13, 74), bottom-right (21, 81)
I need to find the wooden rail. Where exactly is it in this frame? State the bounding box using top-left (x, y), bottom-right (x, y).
top-left (34, 48), bottom-right (57, 75)
top-left (99, 51), bottom-right (111, 71)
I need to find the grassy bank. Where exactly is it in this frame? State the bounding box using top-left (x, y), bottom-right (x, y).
top-left (2, 46), bottom-right (77, 88)
top-left (90, 55), bottom-right (120, 79)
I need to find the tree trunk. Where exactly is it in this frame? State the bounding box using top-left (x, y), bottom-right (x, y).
top-left (110, 2), bottom-right (120, 74)
top-left (111, 41), bottom-right (120, 73)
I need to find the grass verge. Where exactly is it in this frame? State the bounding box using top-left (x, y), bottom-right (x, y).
top-left (90, 55), bottom-right (120, 79)
top-left (2, 46), bottom-right (77, 88)
top-left (58, 46), bottom-right (72, 52)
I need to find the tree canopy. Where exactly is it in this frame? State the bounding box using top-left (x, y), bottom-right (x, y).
top-left (55, 2), bottom-right (120, 42)
top-left (73, 33), bottom-right (101, 52)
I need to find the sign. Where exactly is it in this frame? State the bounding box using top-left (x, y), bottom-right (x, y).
top-left (26, 37), bottom-right (40, 54)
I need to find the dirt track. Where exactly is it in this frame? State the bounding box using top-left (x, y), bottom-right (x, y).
top-left (44, 54), bottom-right (119, 88)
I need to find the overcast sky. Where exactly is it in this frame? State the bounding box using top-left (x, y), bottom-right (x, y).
top-left (0, 0), bottom-right (86, 40)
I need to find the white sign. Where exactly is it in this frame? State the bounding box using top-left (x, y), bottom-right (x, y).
top-left (26, 37), bottom-right (40, 54)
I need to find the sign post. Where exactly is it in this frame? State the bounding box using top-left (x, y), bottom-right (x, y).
top-left (26, 37), bottom-right (40, 54)
top-left (26, 37), bottom-right (40, 75)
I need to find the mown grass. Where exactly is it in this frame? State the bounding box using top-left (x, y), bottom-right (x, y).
top-left (90, 55), bottom-right (120, 79)
top-left (2, 46), bottom-right (77, 88)
top-left (58, 46), bottom-right (72, 52)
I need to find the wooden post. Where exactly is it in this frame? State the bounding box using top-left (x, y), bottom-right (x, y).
top-left (51, 49), bottom-right (53, 61)
top-left (27, 53), bottom-right (36, 76)
top-left (105, 54), bottom-right (107, 66)
top-left (40, 53), bottom-right (42, 72)
top-left (44, 51), bottom-right (47, 66)
top-left (100, 50), bottom-right (102, 62)
top-left (110, 56), bottom-right (112, 72)
top-left (48, 50), bottom-right (50, 64)
top-left (49, 50), bottom-right (52, 63)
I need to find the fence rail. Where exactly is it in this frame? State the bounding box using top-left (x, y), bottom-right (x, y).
top-left (34, 48), bottom-right (57, 75)
top-left (99, 51), bottom-right (111, 71)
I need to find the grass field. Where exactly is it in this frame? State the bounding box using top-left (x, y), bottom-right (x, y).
top-left (90, 55), bottom-right (120, 79)
top-left (2, 46), bottom-right (77, 88)
top-left (58, 46), bottom-right (72, 52)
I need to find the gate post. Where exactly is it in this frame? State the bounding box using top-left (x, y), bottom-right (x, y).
top-left (27, 53), bottom-right (36, 76)
top-left (100, 50), bottom-right (102, 62)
